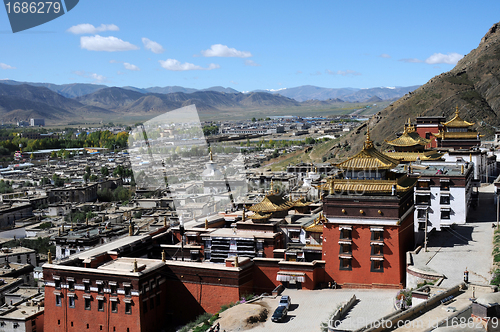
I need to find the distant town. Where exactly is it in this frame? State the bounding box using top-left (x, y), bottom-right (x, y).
top-left (0, 108), bottom-right (500, 332)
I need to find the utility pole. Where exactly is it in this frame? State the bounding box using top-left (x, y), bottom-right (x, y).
top-left (424, 208), bottom-right (428, 252)
top-left (497, 194), bottom-right (499, 229)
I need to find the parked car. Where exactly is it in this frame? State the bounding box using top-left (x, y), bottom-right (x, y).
top-left (271, 305), bottom-right (288, 322)
top-left (279, 295), bottom-right (291, 309)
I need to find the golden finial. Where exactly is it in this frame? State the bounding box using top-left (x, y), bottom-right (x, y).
top-left (470, 153), bottom-right (472, 162)
top-left (269, 179), bottom-right (274, 194)
top-left (133, 259), bottom-right (138, 272)
top-left (242, 209), bottom-right (246, 222)
top-left (329, 178), bottom-right (334, 195)
top-left (209, 148), bottom-right (213, 161)
top-left (47, 250), bottom-right (52, 264)
top-left (205, 219), bottom-right (208, 229)
top-left (234, 254), bottom-right (239, 267)
top-left (162, 250), bottom-right (166, 262)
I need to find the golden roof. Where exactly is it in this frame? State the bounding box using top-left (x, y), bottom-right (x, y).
top-left (442, 107), bottom-right (475, 128)
top-left (384, 151), bottom-right (444, 162)
top-left (304, 213), bottom-right (326, 233)
top-left (432, 131), bottom-right (483, 139)
top-left (385, 119), bottom-right (431, 147)
top-left (248, 213), bottom-right (272, 220)
top-left (336, 129), bottom-right (400, 170)
top-left (248, 194), bottom-right (310, 213)
top-left (317, 176), bottom-right (417, 195)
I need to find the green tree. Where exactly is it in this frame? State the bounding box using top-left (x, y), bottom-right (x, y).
top-left (101, 166), bottom-right (109, 177)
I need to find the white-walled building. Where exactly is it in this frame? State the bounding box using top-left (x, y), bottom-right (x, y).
top-left (408, 162), bottom-right (474, 245)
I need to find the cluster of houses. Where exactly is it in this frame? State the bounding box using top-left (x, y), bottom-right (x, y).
top-left (1, 108), bottom-right (500, 331)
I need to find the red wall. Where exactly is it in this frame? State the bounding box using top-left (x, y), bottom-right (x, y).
top-left (416, 126), bottom-right (440, 148)
top-left (253, 262), bottom-right (280, 294)
top-left (322, 222), bottom-right (409, 288)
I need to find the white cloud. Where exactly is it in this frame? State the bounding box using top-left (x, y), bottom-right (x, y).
top-left (380, 53), bottom-right (391, 58)
top-left (425, 52), bottom-right (463, 65)
top-left (159, 59), bottom-right (219, 71)
top-left (80, 35), bottom-right (139, 52)
top-left (245, 59), bottom-right (260, 67)
top-left (201, 44), bottom-right (252, 58)
top-left (123, 62), bottom-right (140, 71)
top-left (310, 71), bottom-right (322, 76)
top-left (326, 69), bottom-right (361, 76)
top-left (0, 63), bottom-right (15, 69)
top-left (74, 70), bottom-right (107, 83)
top-left (142, 38), bottom-right (165, 54)
top-left (230, 80), bottom-right (238, 85)
top-left (399, 58), bottom-right (423, 63)
top-left (67, 24), bottom-right (119, 35)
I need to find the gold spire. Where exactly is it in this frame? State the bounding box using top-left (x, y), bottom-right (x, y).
top-left (329, 178), bottom-right (334, 195)
top-left (242, 209), bottom-right (246, 222)
top-left (48, 250), bottom-right (52, 264)
top-left (133, 259), bottom-right (138, 272)
top-left (209, 148), bottom-right (213, 161)
top-left (205, 218), bottom-right (208, 229)
top-left (164, 216), bottom-right (167, 227)
top-left (162, 250), bottom-right (166, 262)
top-left (269, 179), bottom-right (274, 194)
top-left (456, 105), bottom-right (460, 115)
top-left (234, 254), bottom-right (239, 267)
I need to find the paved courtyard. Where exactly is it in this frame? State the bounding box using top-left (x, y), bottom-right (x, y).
top-left (412, 184), bottom-right (495, 288)
top-left (246, 288), bottom-right (396, 332)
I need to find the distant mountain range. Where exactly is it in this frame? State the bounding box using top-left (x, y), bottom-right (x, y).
top-left (0, 79), bottom-right (418, 103)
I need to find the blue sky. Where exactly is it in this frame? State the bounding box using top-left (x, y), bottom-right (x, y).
top-left (1, 0), bottom-right (499, 92)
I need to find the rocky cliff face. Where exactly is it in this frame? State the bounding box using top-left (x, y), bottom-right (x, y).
top-left (338, 21), bottom-right (500, 157)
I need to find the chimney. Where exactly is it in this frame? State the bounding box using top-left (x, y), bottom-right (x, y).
top-left (133, 259), bottom-right (138, 272)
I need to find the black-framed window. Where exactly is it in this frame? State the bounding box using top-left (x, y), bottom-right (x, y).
top-left (110, 284), bottom-right (117, 295)
top-left (339, 258), bottom-right (352, 270)
top-left (84, 281), bottom-right (90, 293)
top-left (68, 296), bottom-right (75, 308)
top-left (371, 231), bottom-right (383, 241)
top-left (124, 285), bottom-right (131, 296)
top-left (440, 195), bottom-right (450, 204)
top-left (418, 221), bottom-right (426, 231)
top-left (441, 210), bottom-right (451, 219)
top-left (68, 280), bottom-right (74, 291)
top-left (371, 260), bottom-right (384, 272)
top-left (125, 303), bottom-right (132, 314)
top-left (111, 301), bottom-right (118, 313)
top-left (440, 181), bottom-right (450, 191)
top-left (98, 299), bottom-right (104, 312)
top-left (371, 245), bottom-right (383, 255)
top-left (340, 229), bottom-right (352, 240)
top-left (339, 243), bottom-right (351, 254)
top-left (143, 301), bottom-right (148, 314)
top-left (55, 279), bottom-right (61, 289)
top-left (97, 283), bottom-right (104, 294)
top-left (417, 209), bottom-right (426, 219)
top-left (150, 297), bottom-right (154, 310)
top-left (416, 195), bottom-right (430, 205)
top-left (85, 298), bottom-right (91, 310)
top-left (417, 181), bottom-right (430, 190)
top-left (55, 295), bottom-right (62, 307)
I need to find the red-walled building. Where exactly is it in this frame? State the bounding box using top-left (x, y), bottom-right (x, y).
top-left (415, 116), bottom-right (445, 148)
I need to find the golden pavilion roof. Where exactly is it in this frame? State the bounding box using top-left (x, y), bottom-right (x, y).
top-left (304, 213), bottom-right (326, 233)
top-left (385, 119), bottom-right (431, 147)
top-left (248, 194), bottom-right (310, 213)
top-left (432, 131), bottom-right (483, 139)
top-left (336, 129), bottom-right (400, 170)
top-left (317, 175), bottom-right (417, 195)
top-left (442, 107), bottom-right (475, 128)
top-left (384, 151), bottom-right (444, 162)
top-left (248, 212), bottom-right (273, 220)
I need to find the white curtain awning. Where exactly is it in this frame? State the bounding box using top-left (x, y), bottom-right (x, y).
top-left (441, 207), bottom-right (451, 211)
top-left (419, 178), bottom-right (430, 182)
top-left (370, 241), bottom-right (384, 246)
top-left (440, 179), bottom-right (450, 182)
top-left (370, 256), bottom-right (384, 261)
top-left (338, 240), bottom-right (352, 245)
top-left (277, 271), bottom-right (305, 283)
top-left (339, 254), bottom-right (352, 259)
top-left (370, 227), bottom-right (384, 232)
top-left (339, 225), bottom-right (352, 230)
top-left (416, 193), bottom-right (430, 196)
